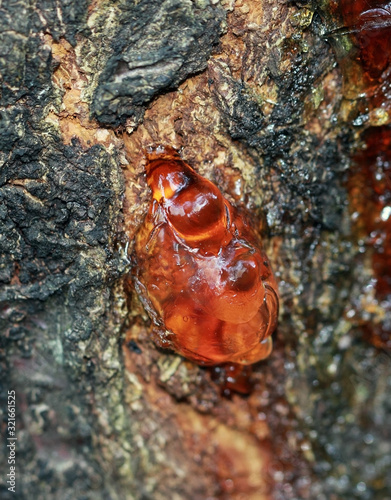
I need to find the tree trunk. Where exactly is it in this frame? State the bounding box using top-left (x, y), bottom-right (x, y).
top-left (1, 0), bottom-right (390, 499)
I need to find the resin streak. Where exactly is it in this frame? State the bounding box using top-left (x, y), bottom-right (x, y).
top-left (134, 146), bottom-right (278, 366)
top-left (340, 0), bottom-right (391, 81)
top-left (338, 1), bottom-right (391, 349)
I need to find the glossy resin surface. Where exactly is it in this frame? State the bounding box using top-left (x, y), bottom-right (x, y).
top-left (134, 146), bottom-right (278, 365)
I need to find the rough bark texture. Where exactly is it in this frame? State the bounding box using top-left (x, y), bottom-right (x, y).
top-left (1, 1), bottom-right (390, 499)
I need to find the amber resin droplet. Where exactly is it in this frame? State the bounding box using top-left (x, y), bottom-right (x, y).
top-left (134, 146), bottom-right (279, 366)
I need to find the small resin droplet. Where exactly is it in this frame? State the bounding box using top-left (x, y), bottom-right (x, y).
top-left (134, 146), bottom-right (279, 366)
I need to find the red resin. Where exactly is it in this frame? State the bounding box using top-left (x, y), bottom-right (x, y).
top-left (340, 1), bottom-right (391, 80)
top-left (134, 146), bottom-right (279, 366)
top-left (211, 364), bottom-right (254, 396)
top-left (335, 2), bottom-right (391, 349)
top-left (349, 126), bottom-right (391, 349)
top-left (336, 0), bottom-right (391, 106)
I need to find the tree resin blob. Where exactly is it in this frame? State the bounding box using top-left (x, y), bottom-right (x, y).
top-left (134, 146), bottom-right (279, 366)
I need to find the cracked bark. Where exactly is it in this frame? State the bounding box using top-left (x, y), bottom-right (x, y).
top-left (0, 1), bottom-right (390, 499)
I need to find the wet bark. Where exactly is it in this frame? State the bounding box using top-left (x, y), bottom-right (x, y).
top-left (0, 1), bottom-right (390, 499)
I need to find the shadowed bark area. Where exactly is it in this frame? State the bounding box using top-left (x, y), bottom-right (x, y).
top-left (0, 0), bottom-right (390, 499)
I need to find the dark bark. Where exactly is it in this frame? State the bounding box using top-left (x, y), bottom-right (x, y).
top-left (1, 1), bottom-right (390, 499)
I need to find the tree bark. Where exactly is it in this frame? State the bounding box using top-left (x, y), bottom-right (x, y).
top-left (1, 0), bottom-right (390, 499)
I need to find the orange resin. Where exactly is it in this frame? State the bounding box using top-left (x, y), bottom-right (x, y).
top-left (134, 146), bottom-right (279, 366)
